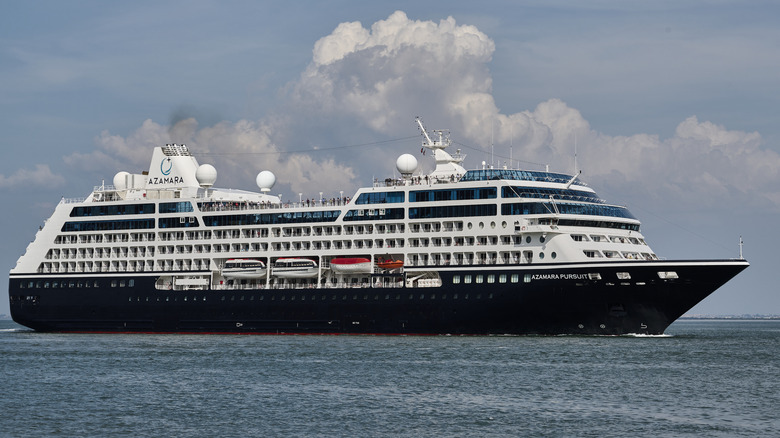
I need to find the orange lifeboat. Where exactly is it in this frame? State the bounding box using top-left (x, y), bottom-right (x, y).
top-left (377, 259), bottom-right (404, 270)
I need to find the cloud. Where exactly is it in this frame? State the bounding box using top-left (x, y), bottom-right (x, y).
top-left (63, 10), bottom-right (780, 211)
top-left (0, 164), bottom-right (65, 188)
top-left (70, 116), bottom-right (356, 197)
top-left (286, 11), bottom-right (780, 209)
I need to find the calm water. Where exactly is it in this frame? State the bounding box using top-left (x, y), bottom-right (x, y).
top-left (0, 319), bottom-right (778, 437)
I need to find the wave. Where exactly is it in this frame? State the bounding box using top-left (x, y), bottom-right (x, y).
top-left (622, 333), bottom-right (674, 338)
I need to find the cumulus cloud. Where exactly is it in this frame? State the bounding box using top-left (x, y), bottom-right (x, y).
top-left (0, 164), bottom-right (65, 188)
top-left (68, 116), bottom-right (355, 197)
top-left (285, 11), bottom-right (780, 209)
top-left (65, 10), bottom-right (780, 210)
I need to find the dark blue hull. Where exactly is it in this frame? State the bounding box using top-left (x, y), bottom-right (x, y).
top-left (9, 260), bottom-right (748, 335)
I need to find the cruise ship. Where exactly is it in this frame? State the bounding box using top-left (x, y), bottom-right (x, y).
top-left (8, 119), bottom-right (748, 335)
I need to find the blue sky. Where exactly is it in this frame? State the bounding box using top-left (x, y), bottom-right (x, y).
top-left (2, 1), bottom-right (778, 316)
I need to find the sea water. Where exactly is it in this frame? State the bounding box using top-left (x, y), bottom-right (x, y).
top-left (0, 319), bottom-right (777, 437)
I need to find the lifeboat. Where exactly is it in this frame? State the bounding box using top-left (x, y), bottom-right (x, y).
top-left (377, 259), bottom-right (404, 270)
top-left (272, 258), bottom-right (318, 278)
top-left (221, 259), bottom-right (267, 279)
top-left (330, 257), bottom-right (372, 274)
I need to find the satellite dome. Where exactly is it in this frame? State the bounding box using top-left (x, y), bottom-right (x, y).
top-left (195, 164), bottom-right (217, 188)
top-left (113, 171), bottom-right (130, 190)
top-left (396, 154), bottom-right (418, 175)
top-left (256, 170), bottom-right (276, 192)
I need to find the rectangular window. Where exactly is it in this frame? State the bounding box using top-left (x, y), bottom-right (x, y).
top-left (464, 275), bottom-right (472, 284)
top-left (453, 275), bottom-right (461, 284)
top-left (511, 274), bottom-right (519, 283)
top-left (499, 275), bottom-right (507, 283)
top-left (476, 275), bottom-right (483, 284)
top-left (487, 275), bottom-right (495, 284)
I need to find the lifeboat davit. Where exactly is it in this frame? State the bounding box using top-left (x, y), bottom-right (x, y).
top-left (330, 257), bottom-right (372, 274)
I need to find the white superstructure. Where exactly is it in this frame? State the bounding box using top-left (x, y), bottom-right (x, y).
top-left (12, 120), bottom-right (657, 293)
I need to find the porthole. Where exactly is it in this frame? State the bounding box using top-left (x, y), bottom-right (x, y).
top-left (468, 222), bottom-right (473, 230)
top-left (490, 221), bottom-right (496, 229)
top-left (539, 236), bottom-right (546, 243)
top-left (539, 252), bottom-right (545, 259)
top-left (551, 252), bottom-right (557, 259)
top-left (502, 221), bottom-right (507, 228)
top-left (479, 222), bottom-right (484, 229)
top-left (526, 236), bottom-right (531, 243)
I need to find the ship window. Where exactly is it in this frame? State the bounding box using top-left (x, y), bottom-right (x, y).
top-left (476, 275), bottom-right (483, 284)
top-left (453, 275), bottom-right (461, 284)
top-left (525, 236), bottom-right (531, 243)
top-left (657, 271), bottom-right (679, 279)
top-left (524, 274), bottom-right (532, 283)
top-left (511, 274), bottom-right (518, 283)
top-left (539, 252), bottom-right (545, 259)
top-left (616, 272), bottom-right (631, 280)
top-left (551, 252), bottom-right (557, 259)
top-left (129, 279), bottom-right (135, 287)
top-left (464, 275), bottom-right (472, 284)
top-left (499, 275), bottom-right (507, 283)
top-left (487, 275), bottom-right (495, 284)
top-left (111, 280), bottom-right (117, 287)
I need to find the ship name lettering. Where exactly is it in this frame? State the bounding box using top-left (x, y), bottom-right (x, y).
top-left (531, 273), bottom-right (588, 281)
top-left (150, 176), bottom-right (183, 185)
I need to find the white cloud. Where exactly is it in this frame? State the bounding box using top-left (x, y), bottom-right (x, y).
top-left (65, 11), bottom-right (780, 211)
top-left (72, 116), bottom-right (356, 197)
top-left (0, 164), bottom-right (65, 188)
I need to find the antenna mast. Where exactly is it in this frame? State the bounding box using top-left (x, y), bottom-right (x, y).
top-left (739, 236), bottom-right (744, 259)
top-left (574, 131), bottom-right (578, 174)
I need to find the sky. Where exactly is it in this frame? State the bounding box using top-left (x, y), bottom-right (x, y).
top-left (1, 0), bottom-right (778, 316)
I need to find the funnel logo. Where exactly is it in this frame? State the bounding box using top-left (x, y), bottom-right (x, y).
top-left (161, 158), bottom-right (173, 175)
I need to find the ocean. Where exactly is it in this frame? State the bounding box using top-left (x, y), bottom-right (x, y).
top-left (0, 319), bottom-right (777, 437)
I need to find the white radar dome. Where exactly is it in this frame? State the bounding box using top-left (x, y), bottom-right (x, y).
top-left (195, 164), bottom-right (217, 188)
top-left (256, 170), bottom-right (276, 192)
top-left (113, 171), bottom-right (130, 190)
top-left (396, 154), bottom-right (418, 176)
